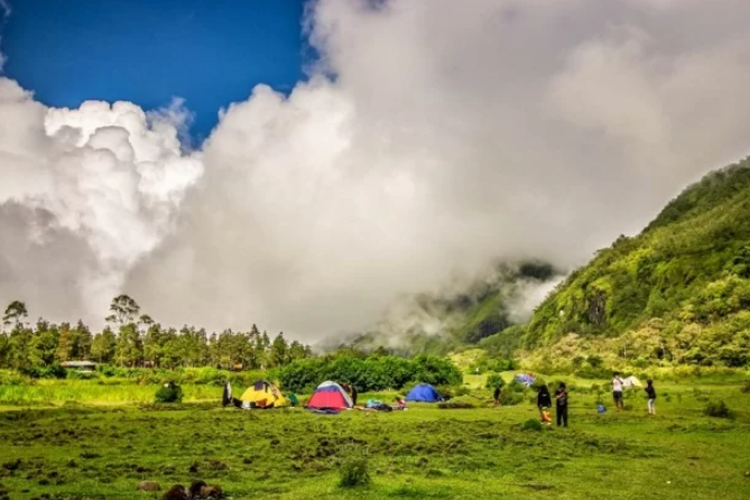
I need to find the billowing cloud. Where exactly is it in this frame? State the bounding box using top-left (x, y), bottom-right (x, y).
top-left (2, 0), bottom-right (750, 341)
top-left (0, 80), bottom-right (202, 322)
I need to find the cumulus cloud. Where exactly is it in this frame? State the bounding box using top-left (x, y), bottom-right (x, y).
top-left (0, 80), bottom-right (202, 322)
top-left (2, 0), bottom-right (750, 341)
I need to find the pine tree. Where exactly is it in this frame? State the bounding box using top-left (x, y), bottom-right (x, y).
top-left (55, 322), bottom-right (74, 363)
top-left (269, 332), bottom-right (290, 367)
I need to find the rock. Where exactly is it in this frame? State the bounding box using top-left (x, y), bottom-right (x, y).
top-left (744, 471), bottom-right (750, 477)
top-left (163, 485), bottom-right (188, 500)
top-left (138, 481), bottom-right (162, 492)
top-left (200, 485), bottom-right (222, 499)
top-left (189, 480), bottom-right (207, 499)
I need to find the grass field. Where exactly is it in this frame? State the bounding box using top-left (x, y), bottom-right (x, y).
top-left (1, 376), bottom-right (749, 500)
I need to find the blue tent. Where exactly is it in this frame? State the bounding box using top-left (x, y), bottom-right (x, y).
top-left (405, 383), bottom-right (443, 402)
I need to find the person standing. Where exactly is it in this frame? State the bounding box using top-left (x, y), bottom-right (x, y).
top-left (537, 384), bottom-right (552, 423)
top-left (555, 382), bottom-right (568, 427)
top-left (644, 380), bottom-right (656, 415)
top-left (493, 386), bottom-right (501, 406)
top-left (612, 372), bottom-right (625, 411)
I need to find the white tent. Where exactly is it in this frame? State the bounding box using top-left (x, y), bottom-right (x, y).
top-left (622, 376), bottom-right (642, 388)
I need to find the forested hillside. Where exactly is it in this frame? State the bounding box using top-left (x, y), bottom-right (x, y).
top-left (518, 157), bottom-right (750, 370)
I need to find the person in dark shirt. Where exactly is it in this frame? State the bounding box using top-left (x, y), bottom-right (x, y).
top-left (537, 384), bottom-right (551, 411)
top-left (644, 379), bottom-right (656, 415)
top-left (555, 382), bottom-right (568, 427)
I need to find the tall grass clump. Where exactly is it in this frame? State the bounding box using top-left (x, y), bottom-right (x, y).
top-left (703, 400), bottom-right (735, 419)
top-left (154, 383), bottom-right (183, 404)
top-left (337, 445), bottom-right (371, 488)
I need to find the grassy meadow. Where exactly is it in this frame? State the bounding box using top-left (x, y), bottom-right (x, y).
top-left (1, 374), bottom-right (750, 500)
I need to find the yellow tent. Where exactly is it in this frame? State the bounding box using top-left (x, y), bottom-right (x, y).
top-left (240, 380), bottom-right (290, 408)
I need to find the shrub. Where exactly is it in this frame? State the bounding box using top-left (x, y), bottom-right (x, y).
top-left (24, 365), bottom-right (67, 379)
top-left (499, 384), bottom-right (526, 406)
top-left (434, 385), bottom-right (469, 401)
top-left (337, 445), bottom-right (370, 488)
top-left (703, 400), bottom-right (734, 419)
top-left (154, 383), bottom-right (183, 404)
top-left (437, 399), bottom-right (475, 409)
top-left (277, 354), bottom-right (462, 393)
top-left (485, 373), bottom-right (506, 390)
top-left (529, 377), bottom-right (547, 391)
top-left (741, 380), bottom-right (750, 394)
top-left (522, 419), bottom-right (543, 432)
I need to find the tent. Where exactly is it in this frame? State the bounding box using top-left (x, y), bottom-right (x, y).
top-left (306, 381), bottom-right (354, 410)
top-left (405, 383), bottom-right (443, 402)
top-left (622, 376), bottom-right (642, 388)
top-left (239, 380), bottom-right (290, 408)
top-left (514, 374), bottom-right (536, 387)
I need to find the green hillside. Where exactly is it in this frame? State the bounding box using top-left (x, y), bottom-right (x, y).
top-left (521, 156), bottom-right (750, 369)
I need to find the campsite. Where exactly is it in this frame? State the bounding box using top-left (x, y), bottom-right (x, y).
top-left (1, 369), bottom-right (749, 500)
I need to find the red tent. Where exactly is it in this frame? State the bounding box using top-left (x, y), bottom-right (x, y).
top-left (306, 381), bottom-right (354, 410)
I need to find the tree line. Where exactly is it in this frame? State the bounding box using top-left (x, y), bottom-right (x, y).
top-left (0, 295), bottom-right (312, 371)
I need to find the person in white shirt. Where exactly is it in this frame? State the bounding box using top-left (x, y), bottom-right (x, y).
top-left (612, 372), bottom-right (625, 411)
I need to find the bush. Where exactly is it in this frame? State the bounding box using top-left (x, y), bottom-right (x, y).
top-left (24, 365), bottom-right (67, 379)
top-left (522, 419), bottom-right (543, 432)
top-left (337, 445), bottom-right (370, 488)
top-left (703, 400), bottom-right (734, 419)
top-left (529, 377), bottom-right (547, 391)
top-left (437, 398), bottom-right (475, 409)
top-left (154, 383), bottom-right (183, 404)
top-left (485, 373), bottom-right (506, 390)
top-left (434, 385), bottom-right (469, 401)
top-left (741, 380), bottom-right (750, 394)
top-left (277, 354), bottom-right (462, 393)
top-left (499, 384), bottom-right (526, 406)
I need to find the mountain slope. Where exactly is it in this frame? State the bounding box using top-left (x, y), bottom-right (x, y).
top-left (329, 261), bottom-right (560, 356)
top-left (523, 156), bottom-right (750, 368)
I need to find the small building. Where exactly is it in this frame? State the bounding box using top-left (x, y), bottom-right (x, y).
top-left (61, 361), bottom-right (97, 372)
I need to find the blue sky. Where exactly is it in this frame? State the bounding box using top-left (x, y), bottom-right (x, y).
top-left (0, 0), bottom-right (308, 142)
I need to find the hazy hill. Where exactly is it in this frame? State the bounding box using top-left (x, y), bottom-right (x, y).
top-left (327, 261), bottom-right (561, 356)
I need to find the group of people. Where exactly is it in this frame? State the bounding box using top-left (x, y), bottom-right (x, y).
top-left (534, 373), bottom-right (658, 426)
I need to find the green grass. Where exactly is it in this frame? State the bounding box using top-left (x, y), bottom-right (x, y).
top-left (1, 377), bottom-right (749, 499)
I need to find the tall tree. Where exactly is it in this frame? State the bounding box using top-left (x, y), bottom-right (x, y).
top-left (115, 323), bottom-right (142, 367)
top-left (106, 295), bottom-right (140, 326)
top-left (55, 322), bottom-right (74, 363)
top-left (3, 300), bottom-right (28, 329)
top-left (73, 320), bottom-right (93, 360)
top-left (91, 328), bottom-right (116, 363)
top-left (268, 332), bottom-right (290, 367)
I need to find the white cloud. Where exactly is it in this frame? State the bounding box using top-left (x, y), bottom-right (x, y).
top-left (2, 0), bottom-right (750, 340)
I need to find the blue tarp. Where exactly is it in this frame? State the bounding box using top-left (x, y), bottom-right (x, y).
top-left (405, 383), bottom-right (443, 402)
top-left (514, 374), bottom-right (536, 387)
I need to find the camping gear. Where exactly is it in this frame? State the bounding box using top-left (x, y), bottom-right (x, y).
top-left (365, 399), bottom-right (393, 411)
top-left (306, 381), bottom-right (354, 410)
top-left (514, 374), bottom-right (536, 387)
top-left (239, 380), bottom-right (290, 408)
top-left (622, 376), bottom-right (642, 388)
top-left (221, 382), bottom-right (232, 407)
top-left (405, 383), bottom-right (443, 402)
top-left (288, 393), bottom-right (299, 407)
